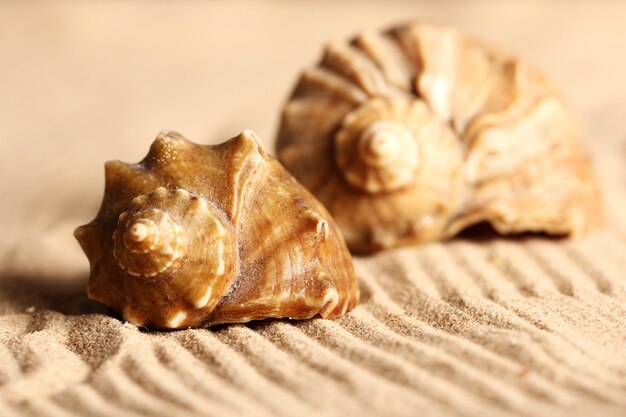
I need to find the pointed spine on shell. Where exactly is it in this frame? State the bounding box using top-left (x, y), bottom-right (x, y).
top-left (75, 130), bottom-right (358, 329)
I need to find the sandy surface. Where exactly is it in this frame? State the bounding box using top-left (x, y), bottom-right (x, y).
top-left (1, 1), bottom-right (625, 416)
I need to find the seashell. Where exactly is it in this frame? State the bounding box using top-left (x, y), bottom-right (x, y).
top-left (74, 130), bottom-right (358, 329)
top-left (276, 22), bottom-right (602, 253)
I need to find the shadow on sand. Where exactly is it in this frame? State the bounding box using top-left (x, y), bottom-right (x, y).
top-left (0, 272), bottom-right (107, 316)
top-left (455, 222), bottom-right (566, 244)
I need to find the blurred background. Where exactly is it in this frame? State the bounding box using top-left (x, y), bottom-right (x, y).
top-left (1, 0), bottom-right (625, 276)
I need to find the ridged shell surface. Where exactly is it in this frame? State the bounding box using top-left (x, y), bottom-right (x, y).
top-left (75, 130), bottom-right (358, 329)
top-left (276, 22), bottom-right (601, 253)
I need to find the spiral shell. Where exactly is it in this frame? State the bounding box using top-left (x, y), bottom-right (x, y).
top-left (75, 130), bottom-right (358, 329)
top-left (276, 22), bottom-right (602, 253)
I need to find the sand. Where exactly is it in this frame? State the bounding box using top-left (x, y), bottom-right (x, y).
top-left (1, 1), bottom-right (625, 416)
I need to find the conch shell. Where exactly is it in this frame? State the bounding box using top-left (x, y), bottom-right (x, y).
top-left (276, 22), bottom-right (601, 253)
top-left (75, 130), bottom-right (358, 329)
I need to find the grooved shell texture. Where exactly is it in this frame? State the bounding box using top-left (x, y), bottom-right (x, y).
top-left (75, 130), bottom-right (359, 329)
top-left (276, 22), bottom-right (602, 253)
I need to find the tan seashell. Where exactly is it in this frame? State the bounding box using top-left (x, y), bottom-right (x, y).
top-left (276, 22), bottom-right (602, 253)
top-left (75, 130), bottom-right (358, 329)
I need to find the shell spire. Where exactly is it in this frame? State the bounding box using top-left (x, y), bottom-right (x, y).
top-left (75, 130), bottom-right (358, 329)
top-left (276, 21), bottom-right (601, 252)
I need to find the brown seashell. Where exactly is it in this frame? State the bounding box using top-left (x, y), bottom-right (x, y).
top-left (276, 22), bottom-right (602, 253)
top-left (75, 130), bottom-right (358, 329)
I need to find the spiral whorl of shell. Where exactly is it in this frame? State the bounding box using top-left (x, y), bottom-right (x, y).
top-left (113, 195), bottom-right (186, 278)
top-left (75, 130), bottom-right (358, 329)
top-left (335, 98), bottom-right (424, 193)
top-left (111, 186), bottom-right (236, 306)
top-left (276, 22), bottom-right (601, 252)
top-left (77, 183), bottom-right (239, 329)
